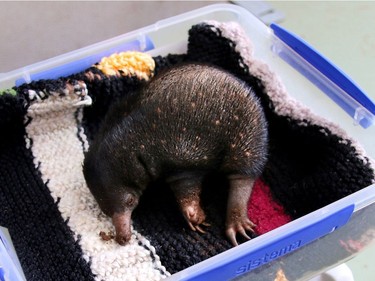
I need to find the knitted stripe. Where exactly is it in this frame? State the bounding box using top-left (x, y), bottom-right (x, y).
top-left (248, 180), bottom-right (291, 235)
top-left (0, 93), bottom-right (95, 281)
top-left (22, 80), bottom-right (169, 281)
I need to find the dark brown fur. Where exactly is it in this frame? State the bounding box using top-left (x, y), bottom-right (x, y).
top-left (83, 63), bottom-right (268, 246)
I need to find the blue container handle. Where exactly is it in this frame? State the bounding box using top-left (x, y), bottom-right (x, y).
top-left (270, 23), bottom-right (375, 128)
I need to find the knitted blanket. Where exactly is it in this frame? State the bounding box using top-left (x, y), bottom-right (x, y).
top-left (0, 21), bottom-right (374, 281)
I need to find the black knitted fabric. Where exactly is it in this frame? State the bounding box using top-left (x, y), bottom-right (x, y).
top-left (132, 175), bottom-right (238, 274)
top-left (0, 94), bottom-right (95, 281)
top-left (0, 21), bottom-right (374, 281)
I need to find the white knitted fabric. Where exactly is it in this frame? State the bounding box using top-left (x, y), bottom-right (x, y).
top-left (24, 82), bottom-right (169, 281)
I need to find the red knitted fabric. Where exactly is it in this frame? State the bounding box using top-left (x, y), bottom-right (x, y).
top-left (248, 179), bottom-right (292, 235)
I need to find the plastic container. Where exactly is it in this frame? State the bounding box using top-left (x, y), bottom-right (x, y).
top-left (1, 4), bottom-right (374, 281)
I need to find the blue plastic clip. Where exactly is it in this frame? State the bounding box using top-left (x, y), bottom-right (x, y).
top-left (270, 23), bottom-right (375, 128)
top-left (15, 36), bottom-right (154, 86)
top-left (0, 228), bottom-right (26, 281)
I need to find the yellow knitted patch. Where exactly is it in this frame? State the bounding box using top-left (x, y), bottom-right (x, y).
top-left (96, 51), bottom-right (155, 80)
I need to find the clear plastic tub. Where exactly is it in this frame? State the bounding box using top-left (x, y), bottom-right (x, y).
top-left (0, 227), bottom-right (26, 281)
top-left (1, 4), bottom-right (374, 281)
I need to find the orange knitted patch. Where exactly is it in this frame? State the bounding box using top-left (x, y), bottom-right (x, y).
top-left (96, 51), bottom-right (155, 80)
